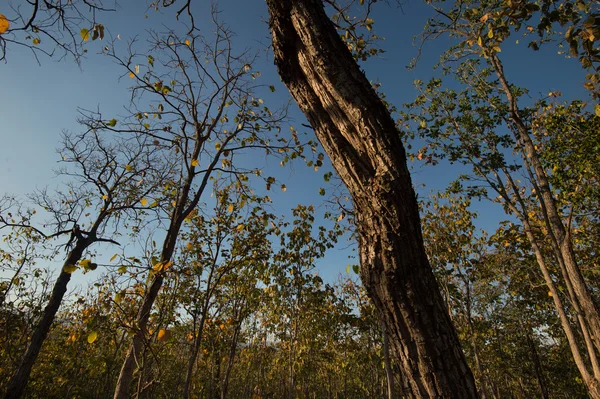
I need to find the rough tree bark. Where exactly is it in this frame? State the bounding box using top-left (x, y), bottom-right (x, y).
top-left (265, 1), bottom-right (478, 397)
top-left (382, 318), bottom-right (397, 399)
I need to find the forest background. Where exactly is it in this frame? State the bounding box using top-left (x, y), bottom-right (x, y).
top-left (0, 0), bottom-right (598, 398)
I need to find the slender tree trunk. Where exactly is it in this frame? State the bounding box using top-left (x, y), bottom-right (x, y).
top-left (5, 239), bottom-right (88, 399)
top-left (183, 302), bottom-right (212, 399)
top-left (462, 276), bottom-right (489, 399)
top-left (489, 53), bottom-right (600, 353)
top-left (113, 202), bottom-right (187, 398)
top-left (221, 318), bottom-right (243, 399)
top-left (183, 332), bottom-right (203, 399)
top-left (184, 257), bottom-right (221, 399)
top-left (497, 170), bottom-right (600, 396)
top-left (520, 217), bottom-right (600, 398)
top-left (525, 328), bottom-right (549, 399)
top-left (265, 1), bottom-right (477, 397)
top-left (113, 273), bottom-right (165, 399)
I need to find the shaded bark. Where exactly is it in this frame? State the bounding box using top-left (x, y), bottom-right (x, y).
top-left (382, 318), bottom-right (397, 399)
top-left (265, 1), bottom-right (477, 397)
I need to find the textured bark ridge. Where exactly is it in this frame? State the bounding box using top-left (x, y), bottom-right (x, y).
top-left (265, 1), bottom-right (478, 397)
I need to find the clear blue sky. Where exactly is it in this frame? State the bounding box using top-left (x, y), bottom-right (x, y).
top-left (0, 0), bottom-right (591, 285)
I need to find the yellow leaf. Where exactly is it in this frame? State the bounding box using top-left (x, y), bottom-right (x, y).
top-left (141, 198), bottom-right (148, 206)
top-left (0, 14), bottom-right (10, 35)
top-left (191, 159), bottom-right (199, 167)
top-left (87, 331), bottom-right (98, 344)
top-left (80, 259), bottom-right (92, 269)
top-left (125, 164), bottom-right (134, 171)
top-left (185, 39), bottom-right (191, 46)
top-left (32, 38), bottom-right (40, 45)
top-left (114, 292), bottom-right (123, 304)
top-left (110, 253), bottom-right (118, 262)
top-left (152, 260), bottom-right (172, 273)
top-left (157, 328), bottom-right (170, 342)
top-left (281, 184), bottom-right (287, 192)
top-left (548, 291), bottom-right (553, 297)
top-left (215, 142), bottom-right (221, 151)
top-left (129, 72), bottom-right (135, 79)
top-left (63, 264), bottom-right (78, 274)
top-left (227, 204), bottom-right (234, 213)
top-left (153, 261), bottom-right (164, 272)
top-left (236, 224), bottom-right (244, 232)
top-left (80, 28), bottom-right (90, 41)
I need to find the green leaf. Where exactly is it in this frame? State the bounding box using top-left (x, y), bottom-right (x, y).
top-left (269, 85), bottom-right (276, 92)
top-left (107, 119), bottom-right (117, 127)
top-left (352, 265), bottom-right (360, 274)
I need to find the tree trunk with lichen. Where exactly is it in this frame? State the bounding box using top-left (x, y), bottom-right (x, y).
top-left (265, 1), bottom-right (478, 397)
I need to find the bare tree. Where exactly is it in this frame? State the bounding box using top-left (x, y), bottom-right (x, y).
top-left (0, 0), bottom-right (115, 63)
top-left (101, 11), bottom-right (307, 398)
top-left (2, 129), bottom-right (168, 399)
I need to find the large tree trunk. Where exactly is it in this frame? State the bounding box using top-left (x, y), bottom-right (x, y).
top-left (265, 1), bottom-right (478, 397)
top-left (5, 240), bottom-right (88, 399)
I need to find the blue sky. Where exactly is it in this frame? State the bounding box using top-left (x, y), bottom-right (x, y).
top-left (0, 0), bottom-right (592, 286)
